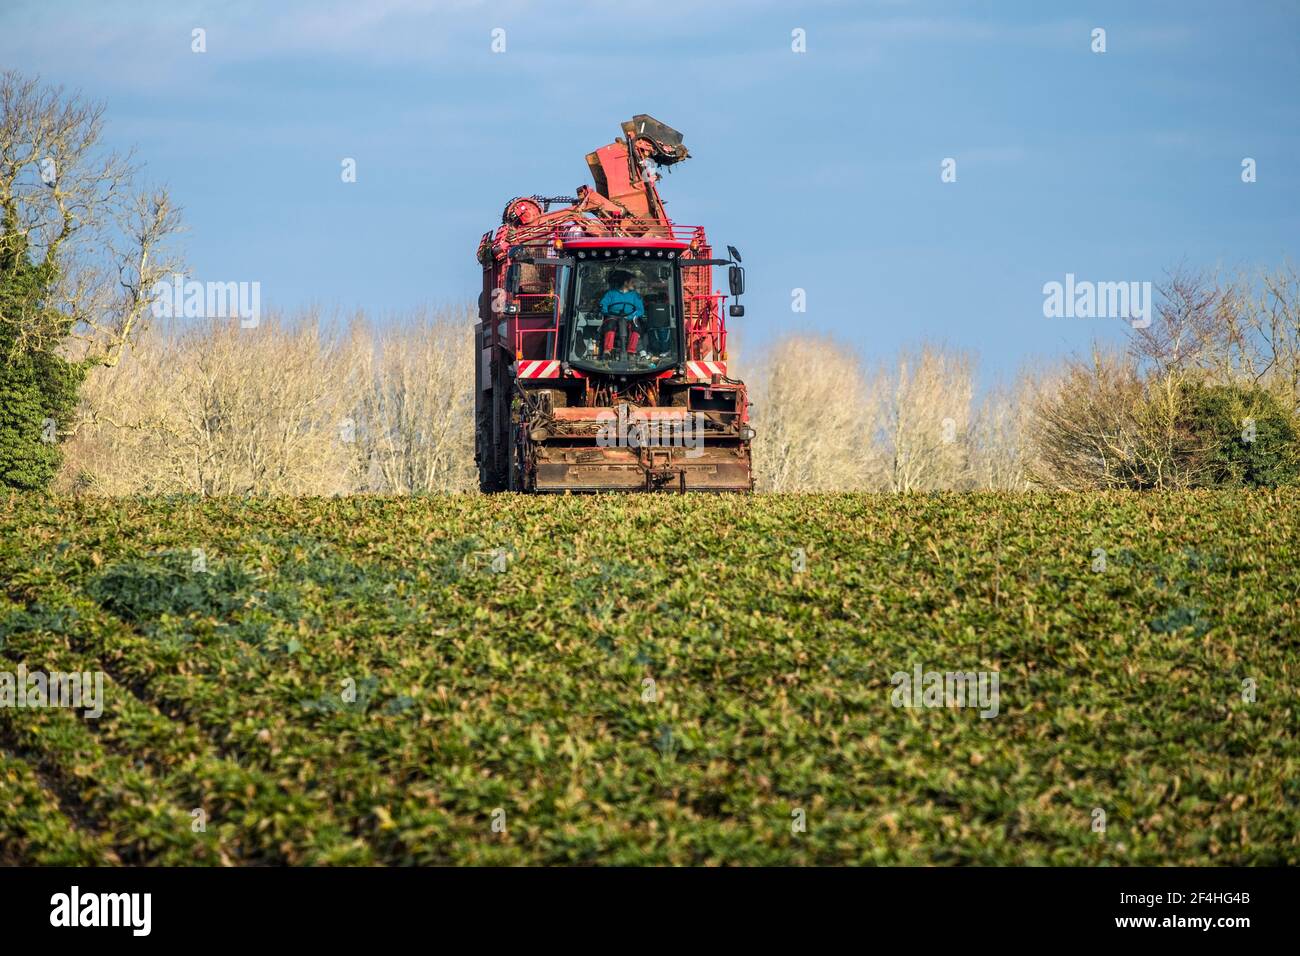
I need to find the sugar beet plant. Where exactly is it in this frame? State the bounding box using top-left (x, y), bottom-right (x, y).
top-left (0, 492), bottom-right (1297, 865)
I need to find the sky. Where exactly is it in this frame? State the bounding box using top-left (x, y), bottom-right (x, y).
top-left (2, 0), bottom-right (1297, 380)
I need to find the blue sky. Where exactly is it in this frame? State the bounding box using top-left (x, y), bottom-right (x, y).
top-left (2, 0), bottom-right (1297, 378)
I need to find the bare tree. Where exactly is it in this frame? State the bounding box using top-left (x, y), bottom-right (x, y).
top-left (1129, 264), bottom-right (1300, 408)
top-left (750, 338), bottom-right (1004, 492)
top-left (968, 370), bottom-right (1039, 491)
top-left (1030, 265), bottom-right (1300, 490)
top-left (64, 311), bottom-right (366, 495)
top-left (749, 335), bottom-right (872, 492)
top-left (62, 308), bottom-right (482, 495)
top-left (0, 71), bottom-right (181, 366)
top-left (1238, 262), bottom-right (1300, 412)
top-left (1129, 268), bottom-right (1234, 381)
top-left (872, 343), bottom-right (974, 492)
top-left (353, 306), bottom-right (477, 493)
top-left (1028, 344), bottom-right (1218, 490)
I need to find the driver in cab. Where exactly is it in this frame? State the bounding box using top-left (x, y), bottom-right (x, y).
top-left (599, 269), bottom-right (644, 359)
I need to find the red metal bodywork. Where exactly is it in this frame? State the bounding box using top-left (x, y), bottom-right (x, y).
top-left (474, 116), bottom-right (753, 493)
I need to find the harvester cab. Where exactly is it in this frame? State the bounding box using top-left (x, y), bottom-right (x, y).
top-left (474, 116), bottom-right (755, 493)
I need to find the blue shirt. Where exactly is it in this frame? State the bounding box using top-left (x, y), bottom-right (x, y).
top-left (599, 289), bottom-right (645, 319)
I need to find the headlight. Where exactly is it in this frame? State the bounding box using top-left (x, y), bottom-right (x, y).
top-left (739, 426), bottom-right (756, 441)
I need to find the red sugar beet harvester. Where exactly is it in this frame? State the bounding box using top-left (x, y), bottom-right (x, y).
top-left (474, 115), bottom-right (754, 493)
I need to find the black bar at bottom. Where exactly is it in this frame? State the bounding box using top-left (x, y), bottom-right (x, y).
top-left (0, 866), bottom-right (1288, 943)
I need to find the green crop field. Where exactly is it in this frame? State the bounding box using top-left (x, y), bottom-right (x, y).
top-left (0, 491), bottom-right (1296, 866)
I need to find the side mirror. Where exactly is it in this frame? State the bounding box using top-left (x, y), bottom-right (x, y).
top-left (729, 304), bottom-right (745, 317)
top-left (505, 263), bottom-right (522, 294)
top-left (728, 265), bottom-right (745, 297)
